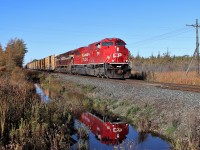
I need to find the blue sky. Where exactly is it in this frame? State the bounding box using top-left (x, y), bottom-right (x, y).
top-left (0, 0), bottom-right (199, 64)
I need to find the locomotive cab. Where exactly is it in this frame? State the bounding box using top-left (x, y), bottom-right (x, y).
top-left (81, 38), bottom-right (131, 79)
top-left (99, 38), bottom-right (131, 79)
top-left (101, 39), bottom-right (128, 63)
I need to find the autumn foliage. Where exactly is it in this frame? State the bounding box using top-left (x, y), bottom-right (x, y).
top-left (0, 38), bottom-right (27, 75)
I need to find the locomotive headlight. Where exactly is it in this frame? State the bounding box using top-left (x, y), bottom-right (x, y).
top-left (117, 47), bottom-right (119, 52)
top-left (125, 60), bottom-right (128, 62)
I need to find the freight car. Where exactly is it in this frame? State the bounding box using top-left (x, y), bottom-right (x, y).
top-left (26, 38), bottom-right (131, 79)
top-left (79, 111), bottom-right (129, 145)
top-left (26, 55), bottom-right (55, 71)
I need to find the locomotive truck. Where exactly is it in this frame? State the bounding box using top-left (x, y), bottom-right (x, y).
top-left (26, 38), bottom-right (131, 79)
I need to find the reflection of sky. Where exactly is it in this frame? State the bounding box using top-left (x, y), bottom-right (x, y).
top-left (34, 84), bottom-right (49, 103)
top-left (72, 120), bottom-right (171, 150)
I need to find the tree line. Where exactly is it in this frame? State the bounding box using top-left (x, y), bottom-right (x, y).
top-left (0, 38), bottom-right (27, 73)
top-left (130, 50), bottom-right (194, 72)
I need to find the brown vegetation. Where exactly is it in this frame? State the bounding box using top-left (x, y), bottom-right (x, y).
top-left (0, 38), bottom-right (27, 70)
top-left (148, 71), bottom-right (200, 85)
top-left (131, 52), bottom-right (200, 85)
top-left (0, 39), bottom-right (76, 149)
top-left (0, 74), bottom-right (76, 149)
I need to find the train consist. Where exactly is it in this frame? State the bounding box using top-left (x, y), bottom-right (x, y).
top-left (26, 38), bottom-right (131, 79)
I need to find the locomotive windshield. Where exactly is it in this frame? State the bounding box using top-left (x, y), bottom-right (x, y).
top-left (116, 41), bottom-right (125, 46)
top-left (102, 42), bottom-right (113, 46)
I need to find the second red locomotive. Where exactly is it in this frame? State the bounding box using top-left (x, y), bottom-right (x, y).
top-left (27, 38), bottom-right (131, 79)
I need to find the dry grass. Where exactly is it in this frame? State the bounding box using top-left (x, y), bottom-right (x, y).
top-left (131, 70), bottom-right (200, 85)
top-left (149, 71), bottom-right (200, 85)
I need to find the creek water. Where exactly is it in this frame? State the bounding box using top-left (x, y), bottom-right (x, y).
top-left (72, 119), bottom-right (170, 150)
top-left (35, 84), bottom-right (50, 103)
top-left (35, 84), bottom-right (171, 150)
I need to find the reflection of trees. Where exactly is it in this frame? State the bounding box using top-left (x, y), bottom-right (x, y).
top-left (77, 139), bottom-right (89, 150)
top-left (76, 122), bottom-right (90, 150)
top-left (138, 132), bottom-right (148, 144)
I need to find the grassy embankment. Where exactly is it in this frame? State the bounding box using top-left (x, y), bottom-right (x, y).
top-left (108, 95), bottom-right (199, 150)
top-left (32, 69), bottom-right (200, 149)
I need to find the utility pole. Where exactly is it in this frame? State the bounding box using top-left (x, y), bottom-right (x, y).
top-left (186, 19), bottom-right (200, 75)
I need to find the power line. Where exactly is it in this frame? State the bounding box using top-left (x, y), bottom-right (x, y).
top-left (130, 27), bottom-right (193, 46)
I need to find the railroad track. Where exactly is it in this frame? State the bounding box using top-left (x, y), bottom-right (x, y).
top-left (65, 74), bottom-right (200, 93)
top-left (29, 70), bottom-right (200, 93)
top-left (154, 82), bottom-right (200, 93)
top-left (124, 79), bottom-right (200, 93)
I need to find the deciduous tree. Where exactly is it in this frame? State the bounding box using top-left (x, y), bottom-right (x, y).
top-left (0, 44), bottom-right (5, 67)
top-left (5, 38), bottom-right (27, 68)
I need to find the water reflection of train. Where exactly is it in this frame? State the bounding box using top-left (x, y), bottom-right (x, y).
top-left (79, 111), bottom-right (129, 145)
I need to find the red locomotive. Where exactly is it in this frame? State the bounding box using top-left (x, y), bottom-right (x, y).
top-left (27, 38), bottom-right (131, 79)
top-left (79, 111), bottom-right (129, 145)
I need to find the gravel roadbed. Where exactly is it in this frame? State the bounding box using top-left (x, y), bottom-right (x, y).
top-left (58, 74), bottom-right (200, 108)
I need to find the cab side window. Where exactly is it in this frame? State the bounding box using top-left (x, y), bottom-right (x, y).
top-left (102, 42), bottom-right (113, 46)
top-left (96, 43), bottom-right (101, 49)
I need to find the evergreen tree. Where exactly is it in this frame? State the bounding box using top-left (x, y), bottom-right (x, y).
top-left (157, 51), bottom-right (161, 59)
top-left (136, 51), bottom-right (140, 59)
